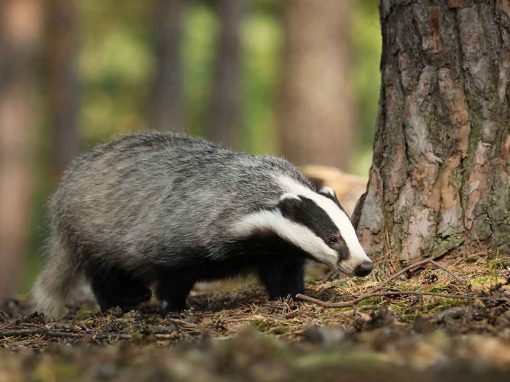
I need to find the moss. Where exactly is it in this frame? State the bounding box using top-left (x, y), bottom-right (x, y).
top-left (252, 320), bottom-right (271, 332)
top-left (426, 299), bottom-right (465, 312)
top-left (469, 275), bottom-right (507, 292)
top-left (269, 326), bottom-right (290, 335)
top-left (358, 297), bottom-right (385, 306)
top-left (131, 331), bottom-right (144, 343)
top-left (428, 284), bottom-right (452, 293)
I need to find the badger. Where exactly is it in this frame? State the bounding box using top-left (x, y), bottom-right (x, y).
top-left (32, 133), bottom-right (373, 317)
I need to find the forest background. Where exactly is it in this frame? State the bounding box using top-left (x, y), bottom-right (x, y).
top-left (0, 0), bottom-right (382, 297)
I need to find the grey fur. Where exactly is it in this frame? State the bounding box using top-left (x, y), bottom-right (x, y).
top-left (32, 133), bottom-right (314, 317)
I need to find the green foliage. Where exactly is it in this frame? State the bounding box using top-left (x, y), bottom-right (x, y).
top-left (183, 3), bottom-right (219, 137)
top-left (241, 7), bottom-right (282, 154)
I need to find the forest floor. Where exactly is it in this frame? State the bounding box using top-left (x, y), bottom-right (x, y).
top-left (1, 252), bottom-right (510, 382)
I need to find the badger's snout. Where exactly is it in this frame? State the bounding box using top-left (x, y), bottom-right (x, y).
top-left (354, 260), bottom-right (373, 277)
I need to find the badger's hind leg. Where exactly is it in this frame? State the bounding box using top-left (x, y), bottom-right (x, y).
top-left (257, 259), bottom-right (305, 300)
top-left (87, 263), bottom-right (152, 312)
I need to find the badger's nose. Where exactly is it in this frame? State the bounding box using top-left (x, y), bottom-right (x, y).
top-left (354, 261), bottom-right (373, 277)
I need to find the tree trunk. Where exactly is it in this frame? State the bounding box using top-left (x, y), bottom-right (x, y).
top-left (279, 0), bottom-right (355, 170)
top-left (46, 0), bottom-right (80, 177)
top-left (207, 0), bottom-right (247, 148)
top-left (149, 0), bottom-right (184, 132)
top-left (354, 0), bottom-right (510, 270)
top-left (0, 0), bottom-right (41, 298)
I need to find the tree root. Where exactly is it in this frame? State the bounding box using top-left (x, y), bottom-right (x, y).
top-left (297, 257), bottom-right (474, 308)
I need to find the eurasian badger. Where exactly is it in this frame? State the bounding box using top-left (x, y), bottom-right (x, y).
top-left (32, 133), bottom-right (373, 317)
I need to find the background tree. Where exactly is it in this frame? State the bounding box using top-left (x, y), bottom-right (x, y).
top-left (279, 0), bottom-right (355, 169)
top-left (207, 0), bottom-right (247, 148)
top-left (149, 0), bottom-right (184, 132)
top-left (46, 0), bottom-right (81, 177)
top-left (0, 0), bottom-right (42, 298)
top-left (354, 0), bottom-right (510, 270)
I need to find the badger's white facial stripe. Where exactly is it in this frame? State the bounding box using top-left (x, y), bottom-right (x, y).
top-left (230, 209), bottom-right (338, 268)
top-left (277, 176), bottom-right (371, 272)
top-left (319, 186), bottom-right (336, 197)
top-left (280, 193), bottom-right (301, 201)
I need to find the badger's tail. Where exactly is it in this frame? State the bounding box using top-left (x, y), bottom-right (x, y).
top-left (31, 237), bottom-right (80, 318)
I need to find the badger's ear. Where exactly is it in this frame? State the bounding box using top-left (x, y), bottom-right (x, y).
top-left (319, 186), bottom-right (336, 198)
top-left (319, 186), bottom-right (341, 206)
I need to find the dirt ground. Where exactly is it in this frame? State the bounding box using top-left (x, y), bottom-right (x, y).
top-left (1, 252), bottom-right (510, 381)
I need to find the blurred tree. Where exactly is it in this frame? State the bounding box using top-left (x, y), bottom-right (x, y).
top-left (0, 0), bottom-right (42, 298)
top-left (278, 0), bottom-right (355, 170)
top-left (207, 0), bottom-right (248, 148)
top-left (46, 0), bottom-right (81, 177)
top-left (354, 0), bottom-right (510, 270)
top-left (149, 0), bottom-right (184, 132)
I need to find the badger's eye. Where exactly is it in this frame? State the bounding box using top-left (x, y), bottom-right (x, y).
top-left (329, 235), bottom-right (339, 244)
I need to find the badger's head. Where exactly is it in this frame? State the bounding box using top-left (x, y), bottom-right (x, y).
top-left (232, 177), bottom-right (373, 277)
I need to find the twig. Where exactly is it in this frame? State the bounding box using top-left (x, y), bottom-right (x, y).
top-left (296, 291), bottom-right (478, 308)
top-left (298, 256), bottom-right (469, 308)
top-left (369, 257), bottom-right (434, 294)
top-left (0, 328), bottom-right (84, 338)
top-left (429, 259), bottom-right (464, 285)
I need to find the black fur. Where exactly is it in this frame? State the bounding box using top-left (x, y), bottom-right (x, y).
top-left (86, 263), bottom-right (152, 312)
top-left (86, 232), bottom-right (307, 313)
top-left (279, 196), bottom-right (339, 241)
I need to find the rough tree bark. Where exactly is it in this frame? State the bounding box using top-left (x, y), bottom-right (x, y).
top-left (46, 0), bottom-right (81, 177)
top-left (149, 0), bottom-right (184, 132)
top-left (207, 0), bottom-right (247, 148)
top-left (354, 0), bottom-right (510, 269)
top-left (279, 0), bottom-right (355, 170)
top-left (0, 0), bottom-right (41, 298)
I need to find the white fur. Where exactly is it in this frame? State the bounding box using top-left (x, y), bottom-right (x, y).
top-left (280, 193), bottom-right (301, 201)
top-left (319, 186), bottom-right (335, 197)
top-left (31, 277), bottom-right (66, 318)
top-left (231, 209), bottom-right (338, 269)
top-left (277, 176), bottom-right (371, 274)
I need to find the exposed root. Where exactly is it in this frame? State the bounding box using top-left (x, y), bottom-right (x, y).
top-left (297, 256), bottom-right (471, 308)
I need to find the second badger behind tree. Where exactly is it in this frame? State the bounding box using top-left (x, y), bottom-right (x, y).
top-left (32, 133), bottom-right (373, 317)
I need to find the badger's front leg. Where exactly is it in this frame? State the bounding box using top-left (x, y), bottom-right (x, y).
top-left (156, 269), bottom-right (196, 313)
top-left (257, 258), bottom-right (305, 300)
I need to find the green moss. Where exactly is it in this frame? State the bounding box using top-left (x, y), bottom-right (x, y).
top-left (428, 285), bottom-right (452, 293)
top-left (252, 320), bottom-right (271, 332)
top-left (270, 326), bottom-right (290, 335)
top-left (426, 298), bottom-right (465, 312)
top-left (358, 296), bottom-right (385, 306)
top-left (131, 331), bottom-right (144, 343)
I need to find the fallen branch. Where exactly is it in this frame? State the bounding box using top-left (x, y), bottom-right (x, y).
top-left (0, 328), bottom-right (84, 338)
top-left (429, 260), bottom-right (465, 286)
top-left (298, 256), bottom-right (470, 308)
top-left (296, 291), bottom-right (478, 308)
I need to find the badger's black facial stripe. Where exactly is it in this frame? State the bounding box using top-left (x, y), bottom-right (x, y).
top-left (279, 195), bottom-right (339, 242)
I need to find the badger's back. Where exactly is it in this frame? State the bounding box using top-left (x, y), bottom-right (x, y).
top-left (51, 133), bottom-right (311, 266)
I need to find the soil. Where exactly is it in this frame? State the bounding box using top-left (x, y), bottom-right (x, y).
top-left (1, 252), bottom-right (510, 381)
